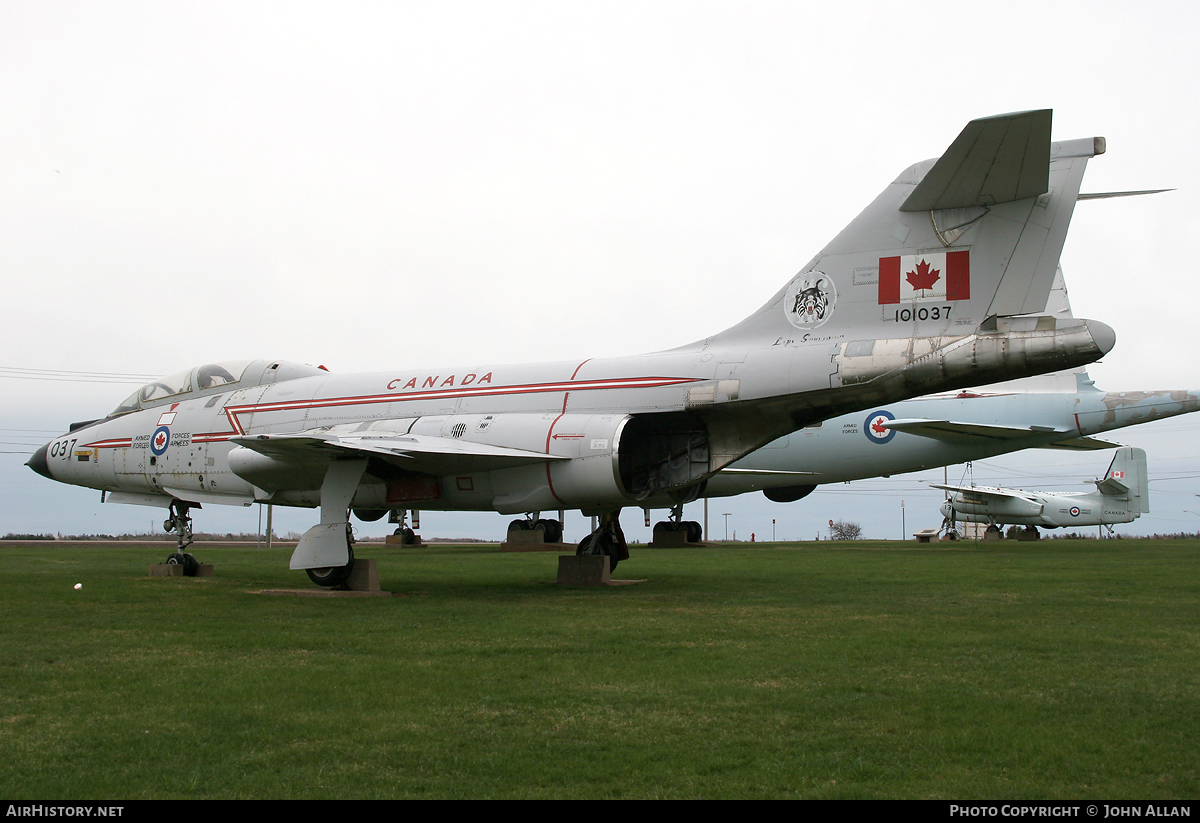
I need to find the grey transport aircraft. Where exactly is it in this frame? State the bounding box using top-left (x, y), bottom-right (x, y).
top-left (29, 110), bottom-right (1118, 584)
top-left (691, 268), bottom-right (1194, 530)
top-left (933, 447), bottom-right (1148, 535)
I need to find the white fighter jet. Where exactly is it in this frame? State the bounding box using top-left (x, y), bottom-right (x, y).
top-left (932, 447), bottom-right (1148, 535)
top-left (28, 110), bottom-right (1117, 584)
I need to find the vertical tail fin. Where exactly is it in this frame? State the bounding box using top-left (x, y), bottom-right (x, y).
top-left (1098, 447), bottom-right (1149, 513)
top-left (713, 110), bottom-right (1106, 349)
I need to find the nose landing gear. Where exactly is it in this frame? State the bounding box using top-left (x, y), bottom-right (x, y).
top-left (163, 501), bottom-right (199, 576)
top-left (576, 511), bottom-right (628, 572)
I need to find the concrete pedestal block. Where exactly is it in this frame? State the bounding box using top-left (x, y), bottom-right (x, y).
top-left (149, 563), bottom-right (215, 577)
top-left (502, 527), bottom-right (565, 552)
top-left (557, 555), bottom-right (610, 586)
top-left (346, 558), bottom-right (380, 592)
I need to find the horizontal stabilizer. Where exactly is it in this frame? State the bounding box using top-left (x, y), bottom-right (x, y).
top-left (900, 110), bottom-right (1054, 211)
top-left (1078, 189), bottom-right (1173, 200)
top-left (231, 431), bottom-right (565, 475)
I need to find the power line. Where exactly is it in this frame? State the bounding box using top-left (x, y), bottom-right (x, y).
top-left (0, 366), bottom-right (157, 384)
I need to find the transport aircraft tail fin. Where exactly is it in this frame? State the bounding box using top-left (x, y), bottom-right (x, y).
top-left (1097, 447), bottom-right (1149, 513)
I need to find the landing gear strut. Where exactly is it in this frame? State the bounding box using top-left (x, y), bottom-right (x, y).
top-left (577, 511), bottom-right (628, 572)
top-left (163, 501), bottom-right (199, 576)
top-left (389, 510), bottom-right (419, 545)
top-left (290, 459), bottom-right (367, 587)
top-left (652, 504), bottom-right (702, 543)
top-left (940, 506), bottom-right (959, 541)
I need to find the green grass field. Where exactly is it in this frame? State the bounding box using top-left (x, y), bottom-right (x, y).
top-left (1, 539), bottom-right (1197, 799)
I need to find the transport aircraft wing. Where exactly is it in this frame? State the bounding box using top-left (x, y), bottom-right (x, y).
top-left (881, 419), bottom-right (1120, 450)
top-left (717, 468), bottom-right (819, 477)
top-left (930, 483), bottom-right (1036, 502)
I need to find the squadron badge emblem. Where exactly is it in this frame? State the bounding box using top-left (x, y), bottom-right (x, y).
top-left (784, 271), bottom-right (837, 330)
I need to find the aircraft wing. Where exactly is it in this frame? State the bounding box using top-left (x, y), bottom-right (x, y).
top-left (1040, 436), bottom-right (1121, 451)
top-left (930, 483), bottom-right (1038, 502)
top-left (718, 468), bottom-right (820, 477)
top-left (230, 432), bottom-right (567, 475)
top-left (883, 418), bottom-right (1118, 450)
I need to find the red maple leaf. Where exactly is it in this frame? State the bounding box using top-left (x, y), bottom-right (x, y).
top-left (871, 418), bottom-right (889, 434)
top-left (906, 258), bottom-right (940, 291)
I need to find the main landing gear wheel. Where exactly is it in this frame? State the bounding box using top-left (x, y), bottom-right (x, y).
top-left (510, 517), bottom-right (562, 544)
top-left (393, 526), bottom-right (417, 545)
top-left (306, 545), bottom-right (355, 587)
top-left (652, 520), bottom-right (703, 543)
top-left (535, 518), bottom-right (563, 543)
top-left (165, 552), bottom-right (199, 577)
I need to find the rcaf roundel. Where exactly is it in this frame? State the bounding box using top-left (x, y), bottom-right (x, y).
top-left (864, 410), bottom-right (897, 444)
top-left (151, 426), bottom-right (170, 456)
top-left (878, 250), bottom-right (969, 304)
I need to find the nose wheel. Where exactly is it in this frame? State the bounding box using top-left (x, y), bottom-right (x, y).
top-left (163, 501), bottom-right (199, 576)
top-left (165, 551), bottom-right (199, 576)
top-left (577, 511), bottom-right (628, 572)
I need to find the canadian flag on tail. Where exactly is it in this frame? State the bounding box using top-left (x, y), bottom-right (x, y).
top-left (878, 250), bottom-right (970, 304)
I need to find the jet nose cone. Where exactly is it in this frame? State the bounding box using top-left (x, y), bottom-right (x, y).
top-left (26, 443), bottom-right (52, 479)
top-left (1085, 318), bottom-right (1117, 356)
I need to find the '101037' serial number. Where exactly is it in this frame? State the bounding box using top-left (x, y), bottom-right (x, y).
top-left (894, 305), bottom-right (951, 322)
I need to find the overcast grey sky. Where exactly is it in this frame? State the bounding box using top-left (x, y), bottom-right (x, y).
top-left (3, 1), bottom-right (1199, 543)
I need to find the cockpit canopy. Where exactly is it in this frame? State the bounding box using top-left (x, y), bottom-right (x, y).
top-left (107, 359), bottom-right (328, 418)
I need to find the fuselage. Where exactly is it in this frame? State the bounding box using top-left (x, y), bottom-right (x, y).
top-left (30, 309), bottom-right (1113, 519)
top-left (709, 383), bottom-right (1199, 494)
top-left (938, 489), bottom-right (1138, 528)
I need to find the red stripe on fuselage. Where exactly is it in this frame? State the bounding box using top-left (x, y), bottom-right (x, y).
top-left (83, 438), bottom-right (133, 449)
top-left (223, 375), bottom-right (695, 435)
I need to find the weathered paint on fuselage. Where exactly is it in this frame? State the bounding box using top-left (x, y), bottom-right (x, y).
top-left (708, 384), bottom-right (1200, 493)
